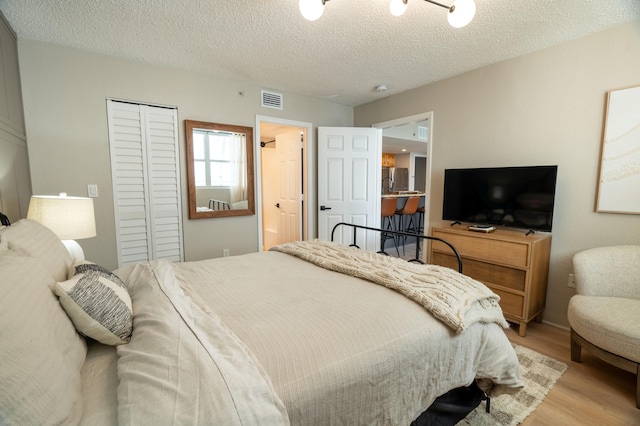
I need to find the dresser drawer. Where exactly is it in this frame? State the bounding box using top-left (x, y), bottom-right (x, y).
top-left (432, 252), bottom-right (526, 292)
top-left (429, 225), bottom-right (551, 336)
top-left (490, 287), bottom-right (524, 318)
top-left (431, 252), bottom-right (524, 319)
top-left (432, 230), bottom-right (530, 268)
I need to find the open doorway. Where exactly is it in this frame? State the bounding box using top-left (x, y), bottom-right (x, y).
top-left (373, 112), bottom-right (433, 261)
top-left (256, 116), bottom-right (313, 251)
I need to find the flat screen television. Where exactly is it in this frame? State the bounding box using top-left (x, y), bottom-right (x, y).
top-left (442, 165), bottom-right (558, 232)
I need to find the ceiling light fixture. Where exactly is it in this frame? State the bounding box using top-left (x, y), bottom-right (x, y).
top-left (299, 0), bottom-right (327, 21)
top-left (300, 0), bottom-right (476, 28)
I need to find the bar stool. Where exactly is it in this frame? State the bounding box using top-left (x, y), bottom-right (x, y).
top-left (414, 197), bottom-right (426, 257)
top-left (395, 196), bottom-right (420, 255)
top-left (416, 196), bottom-right (425, 234)
top-left (380, 197), bottom-right (400, 256)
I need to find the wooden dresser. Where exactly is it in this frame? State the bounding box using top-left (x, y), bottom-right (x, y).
top-left (429, 224), bottom-right (552, 337)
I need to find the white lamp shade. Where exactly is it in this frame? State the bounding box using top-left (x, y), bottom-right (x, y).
top-left (448, 0), bottom-right (475, 28)
top-left (390, 0), bottom-right (408, 17)
top-left (27, 195), bottom-right (96, 240)
top-left (299, 0), bottom-right (325, 21)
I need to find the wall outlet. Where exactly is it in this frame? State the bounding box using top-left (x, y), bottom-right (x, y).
top-left (87, 184), bottom-right (99, 197)
top-left (223, 249), bottom-right (230, 257)
top-left (567, 273), bottom-right (576, 288)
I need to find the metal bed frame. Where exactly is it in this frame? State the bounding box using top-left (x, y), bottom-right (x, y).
top-left (330, 222), bottom-right (463, 273)
top-left (329, 222), bottom-right (491, 420)
top-left (208, 199), bottom-right (231, 211)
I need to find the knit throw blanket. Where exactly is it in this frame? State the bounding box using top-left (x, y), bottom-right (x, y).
top-left (271, 240), bottom-right (508, 334)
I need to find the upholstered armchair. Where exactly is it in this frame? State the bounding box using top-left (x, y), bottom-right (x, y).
top-left (567, 245), bottom-right (640, 408)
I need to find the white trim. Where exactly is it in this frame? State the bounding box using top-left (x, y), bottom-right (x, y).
top-left (373, 112), bottom-right (431, 130)
top-left (541, 320), bottom-right (570, 331)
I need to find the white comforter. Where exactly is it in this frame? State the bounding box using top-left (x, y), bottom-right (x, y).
top-left (116, 261), bottom-right (289, 425)
top-left (271, 240), bottom-right (509, 333)
top-left (114, 248), bottom-right (523, 425)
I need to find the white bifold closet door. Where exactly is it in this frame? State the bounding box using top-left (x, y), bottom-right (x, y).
top-left (107, 99), bottom-right (184, 266)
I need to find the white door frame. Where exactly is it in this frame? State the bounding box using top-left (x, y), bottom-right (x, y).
top-left (373, 111), bottom-right (433, 239)
top-left (255, 116), bottom-right (314, 251)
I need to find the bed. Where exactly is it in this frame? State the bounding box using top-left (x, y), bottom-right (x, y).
top-left (0, 218), bottom-right (523, 425)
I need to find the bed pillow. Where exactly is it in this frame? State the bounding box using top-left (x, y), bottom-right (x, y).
top-left (0, 252), bottom-right (87, 425)
top-left (53, 259), bottom-right (133, 345)
top-left (0, 218), bottom-right (72, 282)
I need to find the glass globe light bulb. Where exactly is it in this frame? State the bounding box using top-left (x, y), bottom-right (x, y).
top-left (299, 0), bottom-right (325, 21)
top-left (447, 0), bottom-right (476, 28)
top-left (390, 0), bottom-right (408, 17)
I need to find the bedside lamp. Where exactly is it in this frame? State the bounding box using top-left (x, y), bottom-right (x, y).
top-left (27, 193), bottom-right (96, 260)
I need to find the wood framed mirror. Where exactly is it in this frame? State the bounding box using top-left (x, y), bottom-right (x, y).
top-left (185, 120), bottom-right (255, 219)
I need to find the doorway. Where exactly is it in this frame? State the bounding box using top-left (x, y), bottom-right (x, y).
top-left (373, 112), bottom-right (433, 260)
top-left (256, 116), bottom-right (313, 251)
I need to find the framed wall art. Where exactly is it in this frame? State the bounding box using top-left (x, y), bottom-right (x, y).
top-left (596, 85), bottom-right (640, 214)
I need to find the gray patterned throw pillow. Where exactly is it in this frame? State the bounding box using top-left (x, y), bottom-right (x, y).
top-left (53, 261), bottom-right (133, 345)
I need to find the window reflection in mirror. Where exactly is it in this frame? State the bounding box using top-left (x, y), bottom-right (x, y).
top-left (185, 120), bottom-right (255, 219)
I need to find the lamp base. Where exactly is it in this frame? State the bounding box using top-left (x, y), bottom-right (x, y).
top-left (62, 239), bottom-right (85, 261)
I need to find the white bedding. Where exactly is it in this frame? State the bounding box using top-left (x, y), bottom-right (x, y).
top-left (271, 240), bottom-right (509, 333)
top-left (116, 260), bottom-right (288, 425)
top-left (107, 249), bottom-right (523, 425)
top-left (1, 218), bottom-right (522, 425)
top-left (80, 342), bottom-right (118, 426)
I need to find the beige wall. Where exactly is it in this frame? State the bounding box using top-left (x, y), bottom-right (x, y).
top-left (18, 40), bottom-right (352, 270)
top-left (355, 21), bottom-right (640, 327)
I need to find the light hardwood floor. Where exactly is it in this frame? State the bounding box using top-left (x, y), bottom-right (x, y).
top-left (504, 321), bottom-right (640, 425)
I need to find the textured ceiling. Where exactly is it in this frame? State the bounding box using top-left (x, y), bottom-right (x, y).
top-left (1, 0), bottom-right (639, 106)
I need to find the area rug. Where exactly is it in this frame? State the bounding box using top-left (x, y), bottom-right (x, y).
top-left (459, 344), bottom-right (568, 426)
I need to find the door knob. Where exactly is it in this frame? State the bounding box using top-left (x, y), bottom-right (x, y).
top-left (320, 205), bottom-right (332, 211)
top-left (275, 203), bottom-right (280, 208)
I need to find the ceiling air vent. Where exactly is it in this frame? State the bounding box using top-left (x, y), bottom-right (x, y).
top-left (261, 90), bottom-right (283, 110)
top-left (417, 126), bottom-right (429, 141)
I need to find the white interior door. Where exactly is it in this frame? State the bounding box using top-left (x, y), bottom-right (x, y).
top-left (260, 147), bottom-right (279, 250)
top-left (317, 127), bottom-right (381, 252)
top-left (276, 129), bottom-right (301, 244)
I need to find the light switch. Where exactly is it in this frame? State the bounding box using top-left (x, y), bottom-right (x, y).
top-left (88, 184), bottom-right (99, 197)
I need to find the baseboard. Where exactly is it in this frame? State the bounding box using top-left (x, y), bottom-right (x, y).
top-left (541, 320), bottom-right (570, 331)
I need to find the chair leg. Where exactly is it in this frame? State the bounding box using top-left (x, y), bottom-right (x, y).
top-left (396, 214), bottom-right (406, 255)
top-left (381, 216), bottom-right (400, 256)
top-left (407, 213), bottom-right (419, 255)
top-left (387, 216), bottom-right (399, 256)
top-left (636, 364), bottom-right (639, 409)
top-left (570, 329), bottom-right (582, 363)
top-left (406, 214), bottom-right (416, 234)
top-left (417, 210), bottom-right (424, 233)
top-left (380, 216), bottom-right (386, 252)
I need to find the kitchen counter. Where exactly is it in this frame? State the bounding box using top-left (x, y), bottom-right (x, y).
top-left (381, 192), bottom-right (425, 198)
top-left (381, 193), bottom-right (426, 210)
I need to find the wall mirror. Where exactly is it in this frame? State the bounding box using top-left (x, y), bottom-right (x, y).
top-left (185, 120), bottom-right (255, 219)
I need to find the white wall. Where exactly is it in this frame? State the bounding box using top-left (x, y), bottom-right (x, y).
top-left (18, 40), bottom-right (353, 270)
top-left (355, 21), bottom-right (640, 327)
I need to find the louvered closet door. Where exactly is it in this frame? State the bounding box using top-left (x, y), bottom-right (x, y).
top-left (107, 100), bottom-right (184, 266)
